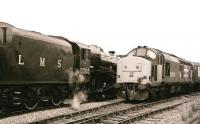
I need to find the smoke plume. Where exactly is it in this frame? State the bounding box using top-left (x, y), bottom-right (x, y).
top-left (71, 91), bottom-right (87, 110)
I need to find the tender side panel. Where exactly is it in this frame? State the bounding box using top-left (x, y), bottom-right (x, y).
top-left (0, 33), bottom-right (73, 84)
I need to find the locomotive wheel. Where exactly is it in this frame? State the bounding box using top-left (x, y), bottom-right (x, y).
top-left (125, 85), bottom-right (134, 101)
top-left (24, 91), bottom-right (38, 110)
top-left (95, 92), bottom-right (105, 100)
top-left (149, 89), bottom-right (157, 100)
top-left (159, 87), bottom-right (166, 99)
top-left (51, 91), bottom-right (62, 106)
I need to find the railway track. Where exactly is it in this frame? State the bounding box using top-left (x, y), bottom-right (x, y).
top-left (34, 92), bottom-right (200, 124)
top-left (0, 98), bottom-right (122, 119)
top-left (0, 99), bottom-right (125, 124)
top-left (30, 99), bottom-right (125, 124)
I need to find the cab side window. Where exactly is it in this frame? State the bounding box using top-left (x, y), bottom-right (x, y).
top-left (81, 49), bottom-right (88, 60)
top-left (165, 62), bottom-right (170, 76)
top-left (151, 65), bottom-right (157, 81)
top-left (179, 65), bottom-right (184, 78)
top-left (1, 27), bottom-right (7, 44)
top-left (81, 49), bottom-right (86, 60)
top-left (158, 55), bottom-right (163, 64)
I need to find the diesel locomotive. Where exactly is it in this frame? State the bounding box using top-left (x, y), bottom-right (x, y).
top-left (0, 22), bottom-right (117, 110)
top-left (117, 46), bottom-right (200, 100)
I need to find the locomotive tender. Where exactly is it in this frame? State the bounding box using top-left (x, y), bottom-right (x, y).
top-left (0, 22), bottom-right (117, 110)
top-left (117, 46), bottom-right (200, 100)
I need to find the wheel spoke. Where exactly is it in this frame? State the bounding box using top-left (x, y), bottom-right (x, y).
top-left (23, 90), bottom-right (38, 110)
top-left (51, 91), bottom-right (62, 106)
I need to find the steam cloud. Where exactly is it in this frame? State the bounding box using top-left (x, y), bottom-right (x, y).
top-left (71, 91), bottom-right (87, 110)
top-left (66, 69), bottom-right (86, 84)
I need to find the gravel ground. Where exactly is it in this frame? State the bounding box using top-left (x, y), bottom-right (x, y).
top-left (134, 95), bottom-right (200, 124)
top-left (0, 99), bottom-right (124, 124)
top-left (2, 95), bottom-right (200, 124)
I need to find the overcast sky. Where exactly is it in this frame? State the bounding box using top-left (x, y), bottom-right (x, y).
top-left (1, 0), bottom-right (200, 62)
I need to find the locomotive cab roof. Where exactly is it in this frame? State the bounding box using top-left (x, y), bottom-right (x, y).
top-left (89, 45), bottom-right (104, 54)
top-left (127, 46), bottom-right (158, 60)
top-left (127, 46), bottom-right (193, 65)
top-left (76, 42), bottom-right (90, 50)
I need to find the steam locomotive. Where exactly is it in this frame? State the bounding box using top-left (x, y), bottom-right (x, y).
top-left (117, 46), bottom-right (200, 100)
top-left (0, 22), bottom-right (117, 110)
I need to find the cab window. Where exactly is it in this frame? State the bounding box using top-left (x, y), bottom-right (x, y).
top-left (147, 50), bottom-right (156, 59)
top-left (128, 48), bottom-right (156, 60)
top-left (0, 27), bottom-right (13, 44)
top-left (0, 27), bottom-right (7, 44)
top-left (129, 49), bottom-right (136, 56)
top-left (81, 49), bottom-right (88, 60)
top-left (136, 48), bottom-right (146, 57)
top-left (158, 55), bottom-right (163, 64)
top-left (165, 62), bottom-right (170, 76)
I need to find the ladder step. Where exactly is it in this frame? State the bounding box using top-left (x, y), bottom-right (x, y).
top-left (13, 97), bottom-right (21, 100)
top-left (13, 92), bottom-right (21, 94)
top-left (13, 102), bottom-right (21, 105)
top-left (41, 99), bottom-right (49, 102)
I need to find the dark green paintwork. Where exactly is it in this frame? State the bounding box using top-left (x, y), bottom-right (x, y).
top-left (0, 24), bottom-right (74, 84)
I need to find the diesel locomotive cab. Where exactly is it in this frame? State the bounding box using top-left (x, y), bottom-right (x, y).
top-left (117, 46), bottom-right (161, 100)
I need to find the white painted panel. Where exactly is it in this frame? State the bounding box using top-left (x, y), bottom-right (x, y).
top-left (170, 72), bottom-right (176, 77)
top-left (157, 65), bottom-right (162, 82)
top-left (117, 56), bottom-right (151, 84)
top-left (198, 67), bottom-right (200, 77)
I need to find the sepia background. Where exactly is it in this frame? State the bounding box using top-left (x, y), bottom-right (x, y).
top-left (0, 0), bottom-right (200, 61)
